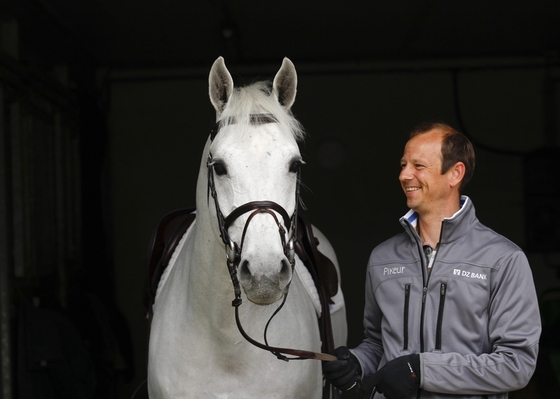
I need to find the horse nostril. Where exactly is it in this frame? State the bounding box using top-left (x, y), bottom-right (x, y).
top-left (278, 258), bottom-right (292, 288)
top-left (238, 259), bottom-right (251, 286)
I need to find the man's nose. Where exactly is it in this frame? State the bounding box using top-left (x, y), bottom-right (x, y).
top-left (399, 166), bottom-right (412, 181)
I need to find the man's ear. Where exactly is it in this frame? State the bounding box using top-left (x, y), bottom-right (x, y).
top-left (449, 162), bottom-right (466, 188)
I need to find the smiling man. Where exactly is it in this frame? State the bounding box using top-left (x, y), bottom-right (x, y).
top-left (323, 122), bottom-right (541, 399)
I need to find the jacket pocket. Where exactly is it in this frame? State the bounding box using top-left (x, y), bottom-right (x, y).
top-left (403, 283), bottom-right (411, 350)
top-left (435, 282), bottom-right (447, 350)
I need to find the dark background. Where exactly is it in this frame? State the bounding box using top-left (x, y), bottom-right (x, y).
top-left (1, 1), bottom-right (560, 398)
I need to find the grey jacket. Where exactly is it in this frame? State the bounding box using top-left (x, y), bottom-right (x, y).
top-left (352, 196), bottom-right (541, 398)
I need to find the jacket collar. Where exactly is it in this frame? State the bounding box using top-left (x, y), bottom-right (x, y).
top-left (400, 196), bottom-right (477, 245)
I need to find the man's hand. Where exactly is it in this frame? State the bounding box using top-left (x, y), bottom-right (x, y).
top-left (357, 354), bottom-right (420, 398)
top-left (322, 346), bottom-right (362, 391)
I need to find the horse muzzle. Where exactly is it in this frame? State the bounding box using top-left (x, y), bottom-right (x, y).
top-left (237, 256), bottom-right (293, 305)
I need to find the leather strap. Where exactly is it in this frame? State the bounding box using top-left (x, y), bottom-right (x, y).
top-left (225, 201), bottom-right (292, 234)
top-left (210, 114), bottom-right (278, 141)
top-left (295, 212), bottom-right (338, 354)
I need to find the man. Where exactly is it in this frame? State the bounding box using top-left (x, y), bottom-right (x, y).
top-left (324, 122), bottom-right (541, 398)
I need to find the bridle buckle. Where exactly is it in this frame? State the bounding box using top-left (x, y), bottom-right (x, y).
top-left (286, 239), bottom-right (295, 265)
top-left (226, 240), bottom-right (239, 263)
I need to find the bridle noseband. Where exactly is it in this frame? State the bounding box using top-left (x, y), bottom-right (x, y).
top-left (206, 114), bottom-right (335, 362)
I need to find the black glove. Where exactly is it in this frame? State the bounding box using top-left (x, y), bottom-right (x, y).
top-left (359, 354), bottom-right (420, 399)
top-left (322, 346), bottom-right (362, 391)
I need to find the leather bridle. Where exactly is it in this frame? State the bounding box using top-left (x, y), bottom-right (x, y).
top-left (207, 114), bottom-right (336, 362)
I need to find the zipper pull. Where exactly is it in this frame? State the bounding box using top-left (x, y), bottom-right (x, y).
top-left (422, 287), bottom-right (428, 303)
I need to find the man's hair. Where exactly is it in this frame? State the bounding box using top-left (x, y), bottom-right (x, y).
top-left (410, 122), bottom-right (475, 191)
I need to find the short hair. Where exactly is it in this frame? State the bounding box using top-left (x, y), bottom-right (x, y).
top-left (410, 122), bottom-right (475, 191)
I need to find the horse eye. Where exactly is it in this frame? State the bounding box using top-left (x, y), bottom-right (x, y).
top-left (212, 161), bottom-right (228, 176)
top-left (289, 159), bottom-right (305, 173)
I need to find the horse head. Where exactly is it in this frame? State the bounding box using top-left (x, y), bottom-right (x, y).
top-left (205, 57), bottom-right (304, 305)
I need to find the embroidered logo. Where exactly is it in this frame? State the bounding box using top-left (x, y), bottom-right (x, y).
top-left (453, 269), bottom-right (487, 280)
top-left (383, 266), bottom-right (405, 275)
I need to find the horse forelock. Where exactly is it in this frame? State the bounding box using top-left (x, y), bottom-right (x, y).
top-left (218, 81), bottom-right (305, 141)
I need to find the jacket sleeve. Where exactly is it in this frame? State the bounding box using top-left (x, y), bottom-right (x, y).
top-left (350, 264), bottom-right (385, 377)
top-left (421, 250), bottom-right (541, 395)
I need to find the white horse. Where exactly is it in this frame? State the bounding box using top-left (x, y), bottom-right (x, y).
top-left (147, 57), bottom-right (347, 398)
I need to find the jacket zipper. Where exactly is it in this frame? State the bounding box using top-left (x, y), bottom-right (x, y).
top-left (403, 284), bottom-right (411, 350)
top-left (408, 220), bottom-right (447, 399)
top-left (417, 242), bottom-right (429, 399)
top-left (418, 221), bottom-right (445, 357)
top-left (435, 282), bottom-right (447, 349)
top-left (420, 246), bottom-right (430, 353)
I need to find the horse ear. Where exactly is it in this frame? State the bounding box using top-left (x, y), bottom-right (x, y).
top-left (209, 56), bottom-right (234, 114)
top-left (272, 58), bottom-right (297, 109)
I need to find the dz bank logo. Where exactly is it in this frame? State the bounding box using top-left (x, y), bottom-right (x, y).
top-left (453, 269), bottom-right (487, 280)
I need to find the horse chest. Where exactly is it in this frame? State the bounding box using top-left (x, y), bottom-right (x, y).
top-left (149, 276), bottom-right (322, 398)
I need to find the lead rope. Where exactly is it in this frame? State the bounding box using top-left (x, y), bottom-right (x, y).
top-left (226, 214), bottom-right (334, 361)
top-left (231, 284), bottom-right (335, 361)
top-left (263, 291), bottom-right (292, 360)
top-left (221, 190), bottom-right (335, 360)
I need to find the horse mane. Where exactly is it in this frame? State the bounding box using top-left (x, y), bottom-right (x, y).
top-left (219, 81), bottom-right (306, 141)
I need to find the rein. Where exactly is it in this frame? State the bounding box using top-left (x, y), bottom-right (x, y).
top-left (208, 114), bottom-right (336, 362)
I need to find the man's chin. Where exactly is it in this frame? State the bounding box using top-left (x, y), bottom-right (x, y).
top-left (406, 198), bottom-right (418, 210)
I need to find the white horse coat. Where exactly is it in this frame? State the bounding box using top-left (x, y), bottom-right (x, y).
top-left (148, 57), bottom-right (347, 399)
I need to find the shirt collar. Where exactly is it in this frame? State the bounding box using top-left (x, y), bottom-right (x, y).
top-left (403, 195), bottom-right (469, 228)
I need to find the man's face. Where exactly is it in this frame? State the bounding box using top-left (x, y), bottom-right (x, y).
top-left (399, 129), bottom-right (452, 214)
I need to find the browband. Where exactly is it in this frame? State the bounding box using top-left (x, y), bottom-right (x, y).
top-left (210, 114), bottom-right (278, 141)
